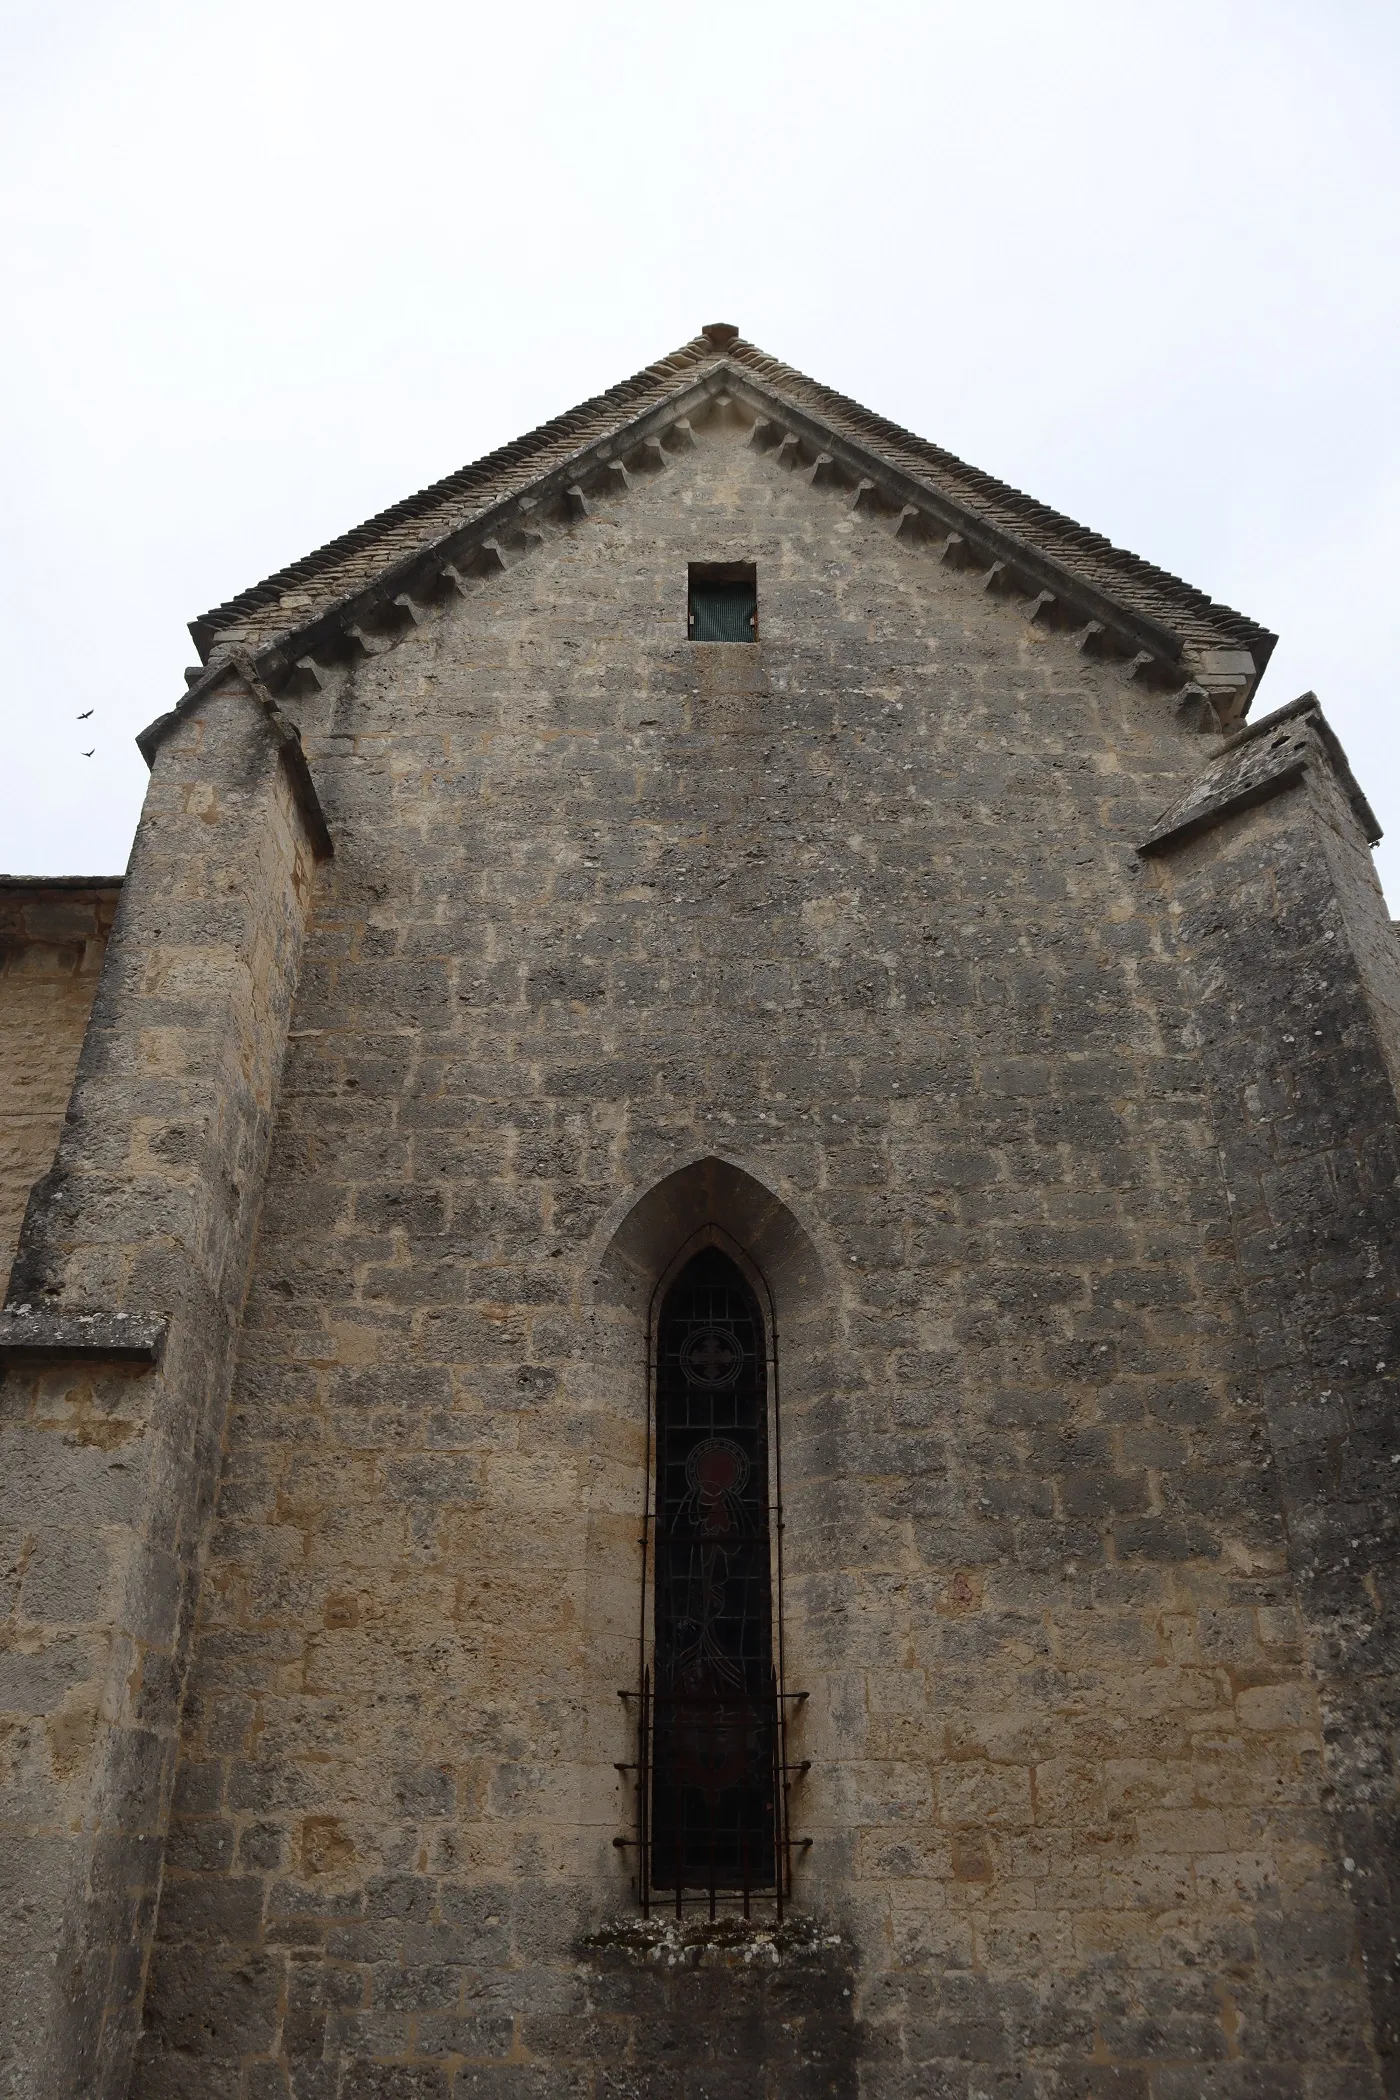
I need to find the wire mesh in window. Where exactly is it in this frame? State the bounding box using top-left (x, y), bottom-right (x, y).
top-left (688, 566), bottom-right (757, 642)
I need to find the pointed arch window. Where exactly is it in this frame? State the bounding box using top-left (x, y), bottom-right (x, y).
top-left (621, 1244), bottom-right (802, 1913)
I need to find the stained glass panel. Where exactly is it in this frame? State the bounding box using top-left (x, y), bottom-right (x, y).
top-left (651, 1249), bottom-right (776, 1893)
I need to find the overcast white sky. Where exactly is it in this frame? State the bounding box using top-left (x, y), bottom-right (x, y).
top-left (2, 0), bottom-right (1397, 897)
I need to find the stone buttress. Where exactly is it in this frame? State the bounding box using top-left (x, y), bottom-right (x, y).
top-left (0, 667), bottom-right (328, 2099)
top-left (1143, 698), bottom-right (1400, 2079)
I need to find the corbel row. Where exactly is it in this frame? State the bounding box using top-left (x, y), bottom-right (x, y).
top-left (744, 412), bottom-right (1225, 727)
top-left (201, 371), bottom-right (1243, 742)
top-left (269, 410), bottom-right (707, 698)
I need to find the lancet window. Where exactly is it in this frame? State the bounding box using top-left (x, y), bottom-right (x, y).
top-left (621, 1244), bottom-right (800, 1913)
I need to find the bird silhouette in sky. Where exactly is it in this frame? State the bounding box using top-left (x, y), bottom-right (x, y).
top-left (81, 748), bottom-right (94, 757)
top-left (77, 709), bottom-right (93, 720)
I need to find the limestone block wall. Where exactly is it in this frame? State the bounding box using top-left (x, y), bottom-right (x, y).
top-left (128, 406), bottom-right (1400, 2096)
top-left (0, 685), bottom-right (322, 2100)
top-left (0, 880), bottom-right (122, 1275)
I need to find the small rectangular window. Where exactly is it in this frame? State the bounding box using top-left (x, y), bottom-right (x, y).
top-left (688, 562), bottom-right (757, 643)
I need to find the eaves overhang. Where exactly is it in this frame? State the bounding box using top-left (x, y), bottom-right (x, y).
top-left (187, 336), bottom-right (729, 658)
top-left (181, 330), bottom-right (1277, 712)
top-left (724, 371), bottom-right (1188, 670)
top-left (167, 361), bottom-right (1276, 740)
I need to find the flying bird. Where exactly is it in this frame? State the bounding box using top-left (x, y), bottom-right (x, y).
top-left (77, 709), bottom-right (92, 720)
top-left (81, 748), bottom-right (94, 757)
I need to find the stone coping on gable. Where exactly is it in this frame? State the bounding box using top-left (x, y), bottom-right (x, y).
top-left (187, 330), bottom-right (1276, 677)
top-left (1138, 693), bottom-right (1382, 857)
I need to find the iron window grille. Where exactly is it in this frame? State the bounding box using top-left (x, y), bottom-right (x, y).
top-left (688, 562), bottom-right (757, 642)
top-left (616, 1237), bottom-right (808, 1917)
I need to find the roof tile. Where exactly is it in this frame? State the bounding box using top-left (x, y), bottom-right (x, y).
top-left (191, 331), bottom-right (1274, 673)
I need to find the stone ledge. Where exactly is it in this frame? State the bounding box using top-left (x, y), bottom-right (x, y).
top-left (579, 1911), bottom-right (845, 1971)
top-left (0, 1305), bottom-right (168, 1363)
top-left (0, 875), bottom-right (125, 890)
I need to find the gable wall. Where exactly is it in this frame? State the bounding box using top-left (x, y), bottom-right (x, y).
top-left (133, 412), bottom-right (1382, 2095)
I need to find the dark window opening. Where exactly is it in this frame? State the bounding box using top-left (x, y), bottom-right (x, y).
top-left (688, 562), bottom-right (757, 642)
top-left (651, 1249), bottom-right (776, 1895)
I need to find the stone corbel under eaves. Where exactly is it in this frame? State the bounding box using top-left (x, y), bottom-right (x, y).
top-left (728, 373), bottom-right (1195, 687)
top-left (136, 651), bottom-right (333, 861)
top-left (229, 373), bottom-right (737, 692)
top-left (190, 364), bottom-right (1248, 721)
top-left (1137, 692), bottom-right (1382, 857)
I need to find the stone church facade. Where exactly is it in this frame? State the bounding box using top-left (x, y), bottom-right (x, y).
top-left (2, 325), bottom-right (1399, 2099)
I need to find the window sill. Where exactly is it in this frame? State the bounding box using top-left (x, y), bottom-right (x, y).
top-left (580, 1911), bottom-right (843, 1971)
